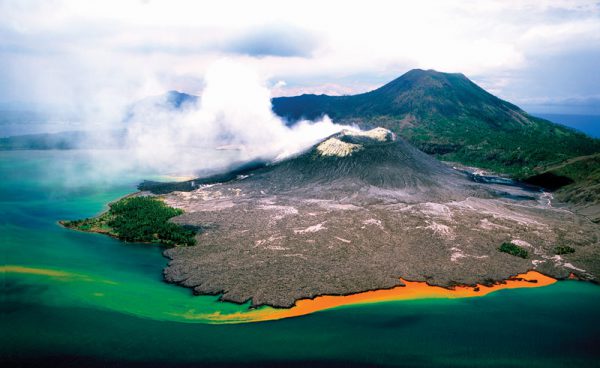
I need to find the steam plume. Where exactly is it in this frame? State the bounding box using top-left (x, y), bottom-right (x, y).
top-left (119, 59), bottom-right (349, 176)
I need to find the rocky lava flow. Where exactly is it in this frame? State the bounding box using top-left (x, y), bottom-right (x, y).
top-left (146, 128), bottom-right (599, 308)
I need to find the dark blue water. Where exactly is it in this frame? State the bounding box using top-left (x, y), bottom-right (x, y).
top-left (534, 113), bottom-right (600, 138)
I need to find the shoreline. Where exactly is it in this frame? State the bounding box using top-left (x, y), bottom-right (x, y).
top-left (4, 264), bottom-right (592, 325)
top-left (61, 191), bottom-right (589, 314)
top-left (172, 270), bottom-right (557, 324)
top-left (58, 193), bottom-right (195, 247)
top-left (57, 184), bottom-right (596, 320)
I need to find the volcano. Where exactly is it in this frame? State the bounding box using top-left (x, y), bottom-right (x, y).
top-left (272, 69), bottom-right (600, 177)
top-left (147, 128), bottom-right (600, 308)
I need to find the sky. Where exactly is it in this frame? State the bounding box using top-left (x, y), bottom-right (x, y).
top-left (1, 0), bottom-right (600, 122)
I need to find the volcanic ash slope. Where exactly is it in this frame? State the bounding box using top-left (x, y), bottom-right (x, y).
top-left (157, 128), bottom-right (600, 308)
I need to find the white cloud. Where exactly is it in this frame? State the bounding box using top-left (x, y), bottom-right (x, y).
top-left (0, 0), bottom-right (599, 112)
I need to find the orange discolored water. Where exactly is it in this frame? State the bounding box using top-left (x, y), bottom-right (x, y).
top-left (191, 271), bottom-right (556, 323)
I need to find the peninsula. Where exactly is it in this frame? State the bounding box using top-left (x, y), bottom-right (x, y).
top-left (137, 127), bottom-right (599, 308)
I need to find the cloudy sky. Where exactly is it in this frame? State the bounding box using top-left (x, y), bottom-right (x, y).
top-left (2, 0), bottom-right (600, 120)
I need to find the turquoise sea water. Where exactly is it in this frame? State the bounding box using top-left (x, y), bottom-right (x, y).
top-left (2, 150), bottom-right (600, 367)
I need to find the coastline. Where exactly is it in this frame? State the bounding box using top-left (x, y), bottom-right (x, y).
top-left (59, 193), bottom-right (195, 247)
top-left (172, 270), bottom-right (557, 324)
top-left (3, 264), bottom-right (559, 324)
top-left (60, 190), bottom-right (589, 315)
top-left (55, 164), bottom-right (597, 322)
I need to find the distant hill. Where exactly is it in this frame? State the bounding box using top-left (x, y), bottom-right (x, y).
top-left (0, 130), bottom-right (88, 150)
top-left (162, 90), bottom-right (198, 109)
top-left (0, 91), bottom-right (197, 150)
top-left (272, 69), bottom-right (600, 178)
top-left (132, 90), bottom-right (198, 111)
top-left (123, 90), bottom-right (198, 122)
top-left (0, 130), bottom-right (124, 150)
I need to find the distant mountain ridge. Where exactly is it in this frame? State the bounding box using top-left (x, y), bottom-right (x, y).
top-left (0, 91), bottom-right (197, 150)
top-left (272, 69), bottom-right (600, 177)
top-left (123, 90), bottom-right (198, 122)
top-left (134, 90), bottom-right (198, 111)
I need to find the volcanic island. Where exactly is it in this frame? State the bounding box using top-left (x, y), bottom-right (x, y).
top-left (63, 127), bottom-right (600, 308)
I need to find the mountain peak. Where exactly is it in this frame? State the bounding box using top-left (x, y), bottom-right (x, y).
top-left (401, 68), bottom-right (459, 78)
top-left (272, 67), bottom-right (518, 127)
top-left (272, 69), bottom-right (600, 177)
top-left (385, 68), bottom-right (467, 84)
top-left (407, 68), bottom-right (466, 77)
top-left (371, 68), bottom-right (475, 98)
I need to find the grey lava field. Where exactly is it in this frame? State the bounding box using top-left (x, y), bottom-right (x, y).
top-left (141, 128), bottom-right (600, 307)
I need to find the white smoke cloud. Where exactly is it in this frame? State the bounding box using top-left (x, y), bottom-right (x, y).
top-left (84, 59), bottom-right (349, 179)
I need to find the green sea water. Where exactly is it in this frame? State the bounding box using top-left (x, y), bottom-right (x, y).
top-left (2, 150), bottom-right (600, 367)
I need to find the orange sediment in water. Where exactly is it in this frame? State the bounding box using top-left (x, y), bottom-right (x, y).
top-left (188, 271), bottom-right (556, 324)
top-left (0, 265), bottom-right (74, 278)
top-left (2, 265), bottom-right (556, 325)
top-left (1, 265), bottom-right (117, 284)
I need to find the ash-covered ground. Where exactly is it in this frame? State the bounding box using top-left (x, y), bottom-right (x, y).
top-left (144, 128), bottom-right (600, 308)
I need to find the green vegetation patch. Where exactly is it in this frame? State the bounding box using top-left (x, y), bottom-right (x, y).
top-left (554, 245), bottom-right (576, 255)
top-left (498, 242), bottom-right (528, 259)
top-left (62, 196), bottom-right (196, 247)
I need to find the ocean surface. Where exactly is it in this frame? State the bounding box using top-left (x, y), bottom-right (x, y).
top-left (2, 150), bottom-right (600, 367)
top-left (533, 113), bottom-right (600, 138)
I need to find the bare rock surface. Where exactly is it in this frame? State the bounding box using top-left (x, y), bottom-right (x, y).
top-left (154, 128), bottom-right (600, 307)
